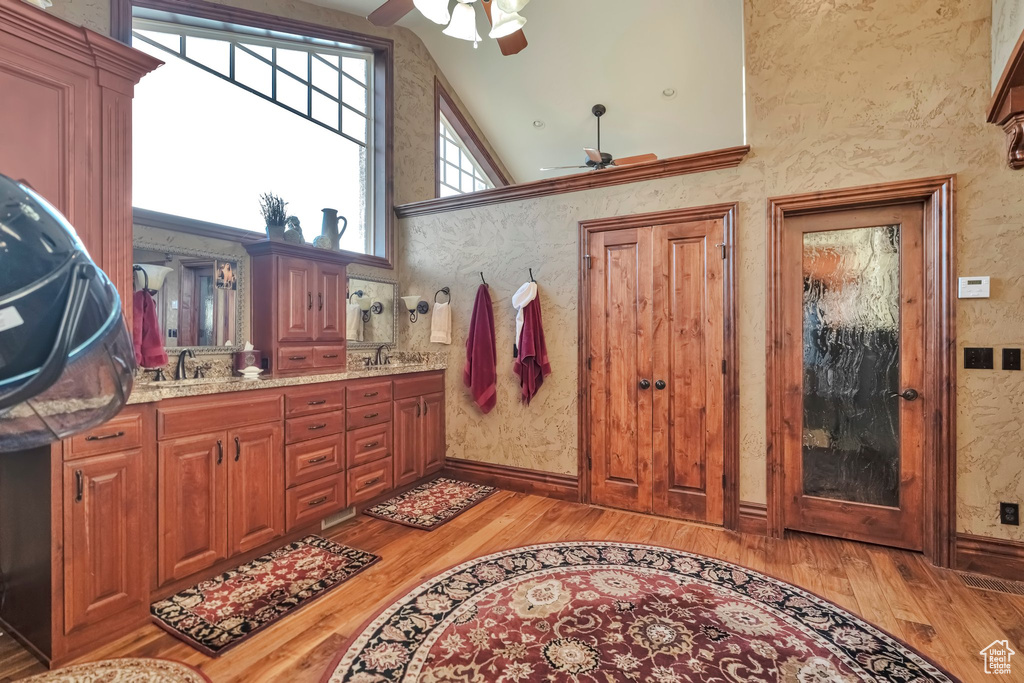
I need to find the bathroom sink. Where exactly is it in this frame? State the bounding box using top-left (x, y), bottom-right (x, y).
top-left (141, 376), bottom-right (247, 388)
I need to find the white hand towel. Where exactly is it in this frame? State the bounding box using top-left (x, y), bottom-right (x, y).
top-left (511, 282), bottom-right (538, 357)
top-left (346, 303), bottom-right (363, 341)
top-left (431, 301), bottom-right (452, 344)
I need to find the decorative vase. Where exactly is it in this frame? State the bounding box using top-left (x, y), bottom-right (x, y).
top-left (266, 223), bottom-right (286, 241)
top-left (320, 208), bottom-right (348, 250)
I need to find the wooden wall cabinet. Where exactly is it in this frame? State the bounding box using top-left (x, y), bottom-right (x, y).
top-left (246, 242), bottom-right (350, 376)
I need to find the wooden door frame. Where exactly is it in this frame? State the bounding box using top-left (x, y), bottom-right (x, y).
top-left (578, 203), bottom-right (741, 529)
top-left (766, 176), bottom-right (956, 566)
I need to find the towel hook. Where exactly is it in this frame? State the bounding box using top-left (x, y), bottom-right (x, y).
top-left (529, 268), bottom-right (536, 283)
top-left (434, 287), bottom-right (451, 304)
top-left (480, 272), bottom-right (487, 286)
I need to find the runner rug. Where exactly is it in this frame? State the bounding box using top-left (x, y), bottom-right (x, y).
top-left (152, 535), bottom-right (378, 656)
top-left (363, 477), bottom-right (497, 530)
top-left (322, 541), bottom-right (958, 682)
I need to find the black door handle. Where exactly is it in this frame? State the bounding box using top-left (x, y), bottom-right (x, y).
top-left (890, 388), bottom-right (919, 401)
top-left (318, 292), bottom-right (323, 311)
top-left (234, 436), bottom-right (241, 461)
top-left (639, 379), bottom-right (651, 390)
top-left (216, 439), bottom-right (223, 465)
top-left (308, 292), bottom-right (313, 310)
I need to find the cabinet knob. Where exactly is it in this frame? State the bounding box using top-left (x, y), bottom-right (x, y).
top-left (655, 380), bottom-right (666, 390)
top-left (639, 379), bottom-right (651, 390)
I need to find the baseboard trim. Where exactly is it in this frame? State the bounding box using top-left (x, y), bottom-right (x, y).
top-left (955, 533), bottom-right (1024, 580)
top-left (737, 501), bottom-right (768, 535)
top-left (442, 458), bottom-right (579, 502)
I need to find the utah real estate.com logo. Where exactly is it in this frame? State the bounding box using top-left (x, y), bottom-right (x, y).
top-left (980, 640), bottom-right (1015, 675)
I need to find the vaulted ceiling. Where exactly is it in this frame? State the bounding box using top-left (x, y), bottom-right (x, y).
top-left (311, 0), bottom-right (746, 183)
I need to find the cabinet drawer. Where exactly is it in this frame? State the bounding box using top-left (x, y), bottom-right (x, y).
top-left (158, 394), bottom-right (283, 440)
top-left (286, 410), bottom-right (345, 444)
top-left (347, 423), bottom-right (392, 468)
top-left (284, 383), bottom-right (345, 418)
top-left (348, 457), bottom-right (393, 506)
top-left (277, 347), bottom-right (315, 372)
top-left (346, 401), bottom-right (391, 431)
top-left (66, 410), bottom-right (144, 459)
top-left (393, 372), bottom-right (444, 400)
top-left (314, 345), bottom-right (346, 368)
top-left (286, 434), bottom-right (344, 488)
top-left (346, 379), bottom-right (393, 408)
top-left (286, 472), bottom-right (346, 532)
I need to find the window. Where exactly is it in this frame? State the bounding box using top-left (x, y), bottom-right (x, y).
top-left (438, 114), bottom-right (494, 197)
top-left (434, 78), bottom-right (509, 197)
top-left (128, 5), bottom-right (393, 264)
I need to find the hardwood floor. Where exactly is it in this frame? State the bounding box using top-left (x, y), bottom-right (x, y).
top-left (2, 491), bottom-right (1021, 682)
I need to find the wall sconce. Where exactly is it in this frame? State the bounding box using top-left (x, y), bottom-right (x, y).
top-left (349, 290), bottom-right (384, 322)
top-left (401, 295), bottom-right (429, 322)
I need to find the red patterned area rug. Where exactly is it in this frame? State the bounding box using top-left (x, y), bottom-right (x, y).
top-left (322, 541), bottom-right (958, 682)
top-left (363, 478), bottom-right (497, 530)
top-left (23, 658), bottom-right (210, 682)
top-left (152, 535), bottom-right (379, 656)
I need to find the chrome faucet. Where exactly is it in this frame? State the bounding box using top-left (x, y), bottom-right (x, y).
top-left (374, 344), bottom-right (392, 367)
top-left (175, 348), bottom-right (195, 380)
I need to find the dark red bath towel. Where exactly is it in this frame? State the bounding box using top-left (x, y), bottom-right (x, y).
top-left (513, 296), bottom-right (551, 405)
top-left (133, 290), bottom-right (167, 369)
top-left (464, 284), bottom-right (496, 414)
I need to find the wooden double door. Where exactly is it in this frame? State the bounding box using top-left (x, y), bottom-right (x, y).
top-left (585, 214), bottom-right (728, 525)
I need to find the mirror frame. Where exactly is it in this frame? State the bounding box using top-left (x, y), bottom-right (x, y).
top-left (346, 273), bottom-right (398, 350)
top-left (132, 237), bottom-right (247, 355)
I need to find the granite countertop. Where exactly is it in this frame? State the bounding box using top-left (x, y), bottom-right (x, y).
top-left (127, 361), bottom-right (447, 405)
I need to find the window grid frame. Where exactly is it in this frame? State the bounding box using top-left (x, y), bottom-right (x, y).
top-left (438, 113), bottom-right (493, 197)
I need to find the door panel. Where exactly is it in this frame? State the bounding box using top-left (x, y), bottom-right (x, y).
top-left (393, 396), bottom-right (421, 487)
top-left (588, 229), bottom-right (653, 513)
top-left (158, 434), bottom-right (227, 585)
top-left (421, 393), bottom-right (446, 475)
top-left (316, 263), bottom-right (346, 342)
top-left (785, 205), bottom-right (925, 550)
top-left (63, 451), bottom-right (144, 633)
top-left (278, 257), bottom-right (314, 341)
top-left (651, 221), bottom-right (725, 524)
top-left (227, 423), bottom-right (284, 555)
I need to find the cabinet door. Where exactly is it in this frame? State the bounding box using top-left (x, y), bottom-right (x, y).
top-left (277, 257), bottom-right (315, 342)
top-left (63, 451), bottom-right (144, 633)
top-left (421, 393), bottom-right (446, 475)
top-left (227, 423), bottom-right (284, 555)
top-left (393, 396), bottom-right (422, 487)
top-left (315, 262), bottom-right (346, 342)
top-left (158, 434), bottom-right (227, 585)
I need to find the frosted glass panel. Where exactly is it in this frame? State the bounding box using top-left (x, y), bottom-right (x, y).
top-left (802, 225), bottom-right (900, 507)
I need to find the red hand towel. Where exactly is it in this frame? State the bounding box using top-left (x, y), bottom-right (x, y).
top-left (464, 284), bottom-right (497, 414)
top-left (513, 296), bottom-right (551, 405)
top-left (132, 290), bottom-right (168, 369)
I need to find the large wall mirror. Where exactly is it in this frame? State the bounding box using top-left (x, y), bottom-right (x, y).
top-left (133, 240), bottom-right (246, 353)
top-left (347, 274), bottom-right (396, 349)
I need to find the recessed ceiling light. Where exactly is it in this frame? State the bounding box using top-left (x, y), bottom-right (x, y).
top-left (662, 88), bottom-right (677, 99)
top-left (532, 120), bottom-right (545, 129)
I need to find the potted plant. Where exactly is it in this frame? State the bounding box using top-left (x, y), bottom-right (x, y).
top-left (259, 192), bottom-right (288, 241)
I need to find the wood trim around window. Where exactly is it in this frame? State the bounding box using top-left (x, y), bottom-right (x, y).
top-left (434, 77), bottom-right (511, 195)
top-left (113, 0), bottom-right (395, 269)
top-left (577, 202), bottom-right (740, 530)
top-left (397, 145), bottom-right (751, 218)
top-left (765, 175), bottom-right (956, 567)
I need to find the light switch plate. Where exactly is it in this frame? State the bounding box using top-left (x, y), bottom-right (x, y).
top-left (958, 276), bottom-right (990, 298)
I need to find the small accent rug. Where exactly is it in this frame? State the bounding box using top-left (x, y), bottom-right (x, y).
top-left (152, 535), bottom-right (379, 656)
top-left (23, 658), bottom-right (209, 682)
top-left (322, 541), bottom-right (957, 682)
top-left (363, 477), bottom-right (497, 530)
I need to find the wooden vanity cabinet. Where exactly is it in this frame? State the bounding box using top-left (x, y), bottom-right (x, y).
top-left (246, 242), bottom-right (349, 376)
top-left (393, 374), bottom-right (446, 487)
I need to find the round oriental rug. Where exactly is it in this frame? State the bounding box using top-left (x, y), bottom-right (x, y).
top-left (24, 658), bottom-right (209, 682)
top-left (323, 542), bottom-right (957, 682)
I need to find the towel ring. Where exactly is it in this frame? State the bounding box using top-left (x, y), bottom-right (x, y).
top-left (348, 290), bottom-right (365, 304)
top-left (434, 287), bottom-right (451, 304)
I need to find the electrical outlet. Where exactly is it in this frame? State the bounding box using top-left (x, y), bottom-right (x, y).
top-left (964, 347), bottom-right (994, 369)
top-left (1003, 348), bottom-right (1021, 371)
top-left (1000, 502), bottom-right (1019, 526)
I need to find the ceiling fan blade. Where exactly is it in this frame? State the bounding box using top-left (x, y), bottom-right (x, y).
top-left (584, 148), bottom-right (603, 163)
top-left (611, 153), bottom-right (658, 166)
top-left (367, 0), bottom-right (415, 26)
top-left (481, 0), bottom-right (528, 55)
top-left (540, 165), bottom-right (588, 171)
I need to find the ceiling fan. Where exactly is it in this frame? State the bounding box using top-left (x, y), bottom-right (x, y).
top-left (541, 105), bottom-right (659, 172)
top-left (367, 0), bottom-right (528, 56)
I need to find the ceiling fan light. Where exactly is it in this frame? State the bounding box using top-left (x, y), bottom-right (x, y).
top-left (443, 2), bottom-right (483, 43)
top-left (488, 5), bottom-right (525, 38)
top-left (413, 0), bottom-right (451, 25)
top-left (496, 0), bottom-right (529, 12)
